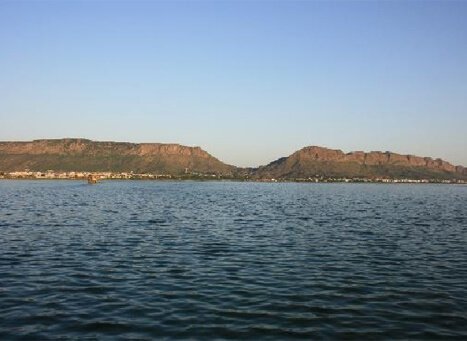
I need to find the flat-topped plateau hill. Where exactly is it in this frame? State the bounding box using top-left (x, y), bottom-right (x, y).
top-left (0, 139), bottom-right (235, 175)
top-left (253, 146), bottom-right (467, 180)
top-left (0, 139), bottom-right (465, 180)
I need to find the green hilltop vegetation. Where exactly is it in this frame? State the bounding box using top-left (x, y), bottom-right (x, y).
top-left (0, 139), bottom-right (466, 181)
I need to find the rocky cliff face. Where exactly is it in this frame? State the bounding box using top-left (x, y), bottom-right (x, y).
top-left (0, 139), bottom-right (209, 157)
top-left (0, 139), bottom-right (235, 174)
top-left (294, 146), bottom-right (462, 173)
top-left (0, 139), bottom-right (465, 180)
top-left (254, 146), bottom-right (466, 180)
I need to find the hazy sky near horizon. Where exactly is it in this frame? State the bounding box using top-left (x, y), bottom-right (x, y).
top-left (1, 1), bottom-right (466, 167)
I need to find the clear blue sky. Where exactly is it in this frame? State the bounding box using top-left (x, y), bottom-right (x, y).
top-left (1, 1), bottom-right (466, 167)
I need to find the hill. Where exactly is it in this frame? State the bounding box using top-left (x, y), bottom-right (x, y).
top-left (0, 139), bottom-right (465, 181)
top-left (253, 146), bottom-right (467, 180)
top-left (0, 139), bottom-right (235, 175)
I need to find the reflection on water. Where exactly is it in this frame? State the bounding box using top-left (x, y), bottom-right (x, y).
top-left (1, 181), bottom-right (466, 339)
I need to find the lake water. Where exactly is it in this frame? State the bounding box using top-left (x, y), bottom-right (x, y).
top-left (1, 180), bottom-right (466, 339)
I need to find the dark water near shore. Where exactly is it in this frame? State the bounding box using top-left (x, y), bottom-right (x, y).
top-left (1, 180), bottom-right (466, 340)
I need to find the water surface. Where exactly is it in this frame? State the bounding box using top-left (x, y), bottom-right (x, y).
top-left (1, 181), bottom-right (466, 339)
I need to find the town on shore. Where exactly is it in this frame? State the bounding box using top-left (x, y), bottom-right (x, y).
top-left (1, 170), bottom-right (465, 184)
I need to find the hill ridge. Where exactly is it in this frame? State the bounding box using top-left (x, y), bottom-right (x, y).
top-left (255, 145), bottom-right (466, 180)
top-left (0, 138), bottom-right (234, 174)
top-left (0, 139), bottom-right (465, 180)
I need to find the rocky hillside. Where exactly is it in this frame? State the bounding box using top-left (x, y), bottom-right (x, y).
top-left (0, 139), bottom-right (235, 175)
top-left (253, 146), bottom-right (467, 180)
top-left (0, 140), bottom-right (465, 180)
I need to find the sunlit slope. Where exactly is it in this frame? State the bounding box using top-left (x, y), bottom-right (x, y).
top-left (0, 139), bottom-right (236, 175)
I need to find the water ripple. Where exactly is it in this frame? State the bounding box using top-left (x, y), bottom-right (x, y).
top-left (0, 181), bottom-right (466, 339)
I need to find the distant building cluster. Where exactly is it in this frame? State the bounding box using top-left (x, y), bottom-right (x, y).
top-left (0, 170), bottom-right (174, 180)
top-left (0, 170), bottom-right (465, 184)
top-left (257, 177), bottom-right (466, 184)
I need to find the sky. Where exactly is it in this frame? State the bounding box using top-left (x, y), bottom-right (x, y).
top-left (1, 1), bottom-right (466, 167)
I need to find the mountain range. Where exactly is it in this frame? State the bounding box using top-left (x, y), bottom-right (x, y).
top-left (0, 138), bottom-right (465, 180)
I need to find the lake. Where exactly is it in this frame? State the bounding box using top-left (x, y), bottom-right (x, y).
top-left (1, 180), bottom-right (466, 339)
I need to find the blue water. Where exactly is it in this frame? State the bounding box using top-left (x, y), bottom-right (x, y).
top-left (1, 180), bottom-right (466, 339)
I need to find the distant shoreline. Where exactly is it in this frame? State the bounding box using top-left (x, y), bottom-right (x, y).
top-left (1, 178), bottom-right (465, 185)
